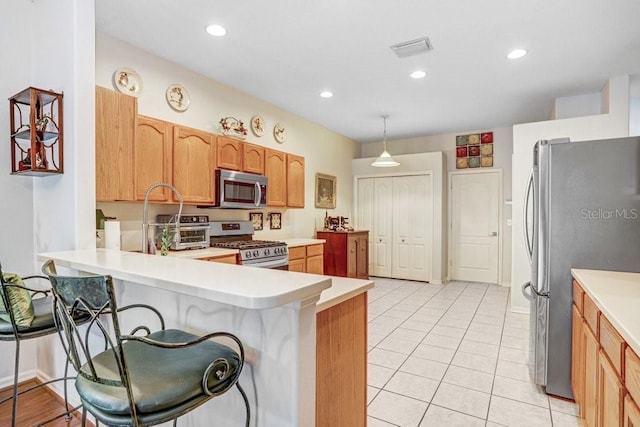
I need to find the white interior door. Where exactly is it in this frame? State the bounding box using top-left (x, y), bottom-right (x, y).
top-left (372, 178), bottom-right (393, 277)
top-left (451, 171), bottom-right (500, 283)
top-left (391, 175), bottom-right (432, 281)
top-left (357, 178), bottom-right (375, 274)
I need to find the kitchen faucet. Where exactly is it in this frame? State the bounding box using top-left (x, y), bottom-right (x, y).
top-left (141, 183), bottom-right (184, 253)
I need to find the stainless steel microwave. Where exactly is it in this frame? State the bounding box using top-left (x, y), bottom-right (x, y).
top-left (214, 169), bottom-right (267, 209)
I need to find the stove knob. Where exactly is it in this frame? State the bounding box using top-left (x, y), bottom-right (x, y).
top-left (245, 250), bottom-right (252, 259)
top-left (265, 249), bottom-right (271, 256)
top-left (282, 247), bottom-right (287, 254)
top-left (253, 250), bottom-right (260, 258)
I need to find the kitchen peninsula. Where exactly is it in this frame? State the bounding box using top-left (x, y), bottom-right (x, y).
top-left (38, 248), bottom-right (372, 427)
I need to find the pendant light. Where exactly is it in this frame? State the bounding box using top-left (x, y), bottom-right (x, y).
top-left (371, 115), bottom-right (399, 167)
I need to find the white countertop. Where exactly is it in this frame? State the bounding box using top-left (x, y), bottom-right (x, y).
top-left (281, 238), bottom-right (325, 247)
top-left (572, 268), bottom-right (640, 356)
top-left (39, 249), bottom-right (331, 310)
top-left (316, 276), bottom-right (374, 312)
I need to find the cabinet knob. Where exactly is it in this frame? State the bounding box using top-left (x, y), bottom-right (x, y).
top-left (401, 239), bottom-right (405, 243)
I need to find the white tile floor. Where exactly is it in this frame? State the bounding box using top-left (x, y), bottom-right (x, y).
top-left (366, 277), bottom-right (583, 427)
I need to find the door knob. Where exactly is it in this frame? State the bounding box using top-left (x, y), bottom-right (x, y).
top-left (489, 231), bottom-right (498, 237)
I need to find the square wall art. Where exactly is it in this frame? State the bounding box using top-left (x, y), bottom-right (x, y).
top-left (455, 131), bottom-right (494, 169)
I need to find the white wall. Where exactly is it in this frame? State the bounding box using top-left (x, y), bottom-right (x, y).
top-left (0, 0), bottom-right (38, 388)
top-left (0, 0), bottom-right (96, 389)
top-left (352, 152), bottom-right (446, 283)
top-left (511, 76), bottom-right (630, 313)
top-left (552, 92), bottom-right (602, 119)
top-left (96, 34), bottom-right (359, 250)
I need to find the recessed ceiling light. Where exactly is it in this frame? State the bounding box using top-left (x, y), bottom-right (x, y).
top-left (410, 70), bottom-right (426, 79)
top-left (507, 48), bottom-right (528, 59)
top-left (206, 24), bottom-right (227, 37)
top-left (320, 91), bottom-right (333, 98)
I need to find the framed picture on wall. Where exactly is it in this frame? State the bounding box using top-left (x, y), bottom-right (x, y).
top-left (315, 173), bottom-right (337, 209)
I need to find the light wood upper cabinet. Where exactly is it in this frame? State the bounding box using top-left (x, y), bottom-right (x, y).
top-left (216, 136), bottom-right (243, 171)
top-left (242, 142), bottom-right (265, 175)
top-left (95, 86), bottom-right (136, 201)
top-left (286, 154), bottom-right (305, 208)
top-left (135, 116), bottom-right (171, 202)
top-left (172, 125), bottom-right (216, 204)
top-left (265, 148), bottom-right (287, 207)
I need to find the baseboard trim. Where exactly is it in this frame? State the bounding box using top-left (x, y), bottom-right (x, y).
top-left (0, 369), bottom-right (36, 390)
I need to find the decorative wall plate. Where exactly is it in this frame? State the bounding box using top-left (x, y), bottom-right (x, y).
top-left (219, 117), bottom-right (248, 139)
top-left (166, 84), bottom-right (190, 111)
top-left (273, 123), bottom-right (286, 143)
top-left (269, 212), bottom-right (282, 230)
top-left (113, 67), bottom-right (143, 97)
top-left (251, 115), bottom-right (265, 137)
top-left (250, 212), bottom-right (263, 230)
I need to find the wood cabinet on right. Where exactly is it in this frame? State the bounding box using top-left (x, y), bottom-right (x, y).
top-left (317, 231), bottom-right (369, 279)
top-left (242, 142), bottom-right (265, 174)
top-left (572, 278), bottom-right (640, 427)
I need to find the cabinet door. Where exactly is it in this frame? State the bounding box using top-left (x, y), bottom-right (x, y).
top-left (286, 154), bottom-right (305, 208)
top-left (584, 319), bottom-right (599, 427)
top-left (356, 235), bottom-right (369, 279)
top-left (216, 136), bottom-right (243, 171)
top-left (572, 304), bottom-right (585, 417)
top-left (598, 349), bottom-right (624, 427)
top-left (307, 255), bottom-right (324, 275)
top-left (95, 86), bottom-right (136, 201)
top-left (242, 142), bottom-right (265, 174)
top-left (172, 126), bottom-right (215, 204)
top-left (347, 235), bottom-right (358, 278)
top-left (624, 395), bottom-right (640, 427)
top-left (289, 258), bottom-right (306, 273)
top-left (135, 116), bottom-right (171, 202)
top-left (265, 149), bottom-right (286, 206)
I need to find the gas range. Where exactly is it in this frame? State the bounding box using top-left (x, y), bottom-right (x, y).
top-left (209, 221), bottom-right (288, 269)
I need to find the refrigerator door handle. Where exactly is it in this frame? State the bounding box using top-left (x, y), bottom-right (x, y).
top-left (523, 168), bottom-right (534, 264)
top-left (522, 282), bottom-right (535, 302)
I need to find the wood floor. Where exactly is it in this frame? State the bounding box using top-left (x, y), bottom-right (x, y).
top-left (0, 379), bottom-right (90, 427)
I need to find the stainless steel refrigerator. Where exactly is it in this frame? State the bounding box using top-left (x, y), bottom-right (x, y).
top-left (522, 136), bottom-right (640, 399)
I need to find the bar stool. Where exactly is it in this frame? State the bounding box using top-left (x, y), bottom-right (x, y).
top-left (42, 259), bottom-right (250, 427)
top-left (0, 261), bottom-right (85, 427)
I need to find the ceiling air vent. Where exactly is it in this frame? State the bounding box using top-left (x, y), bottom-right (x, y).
top-left (390, 37), bottom-right (433, 58)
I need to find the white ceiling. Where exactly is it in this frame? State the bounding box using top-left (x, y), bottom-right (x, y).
top-left (96, 0), bottom-right (640, 143)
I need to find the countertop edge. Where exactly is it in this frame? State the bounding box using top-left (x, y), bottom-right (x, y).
top-left (38, 249), bottom-right (331, 310)
top-left (316, 277), bottom-right (374, 312)
top-left (572, 268), bottom-right (640, 357)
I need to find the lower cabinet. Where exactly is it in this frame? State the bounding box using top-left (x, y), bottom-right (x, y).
top-left (197, 254), bottom-right (237, 264)
top-left (317, 231), bottom-right (369, 279)
top-left (288, 244), bottom-right (324, 274)
top-left (624, 394), bottom-right (640, 426)
top-left (572, 278), bottom-right (640, 427)
top-left (316, 292), bottom-right (367, 426)
top-left (598, 349), bottom-right (625, 427)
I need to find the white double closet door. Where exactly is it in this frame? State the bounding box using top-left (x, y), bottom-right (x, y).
top-left (358, 174), bottom-right (433, 282)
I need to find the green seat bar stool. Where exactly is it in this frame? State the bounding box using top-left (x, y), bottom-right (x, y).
top-left (0, 261), bottom-right (87, 427)
top-left (42, 259), bottom-right (250, 427)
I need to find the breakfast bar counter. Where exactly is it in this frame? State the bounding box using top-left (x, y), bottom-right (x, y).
top-left (37, 248), bottom-right (371, 427)
top-left (37, 248), bottom-right (338, 426)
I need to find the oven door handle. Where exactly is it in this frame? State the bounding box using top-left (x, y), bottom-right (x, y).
top-left (244, 258), bottom-right (288, 269)
top-left (255, 181), bottom-right (262, 207)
